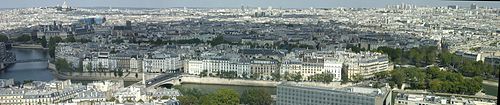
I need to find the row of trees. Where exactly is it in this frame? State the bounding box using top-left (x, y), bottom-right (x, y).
top-left (198, 70), bottom-right (338, 83)
top-left (385, 67), bottom-right (483, 95)
top-left (375, 46), bottom-right (438, 66)
top-left (439, 50), bottom-right (498, 78)
top-left (282, 72), bottom-right (303, 82)
top-left (175, 86), bottom-right (272, 105)
top-left (375, 46), bottom-right (499, 79)
top-left (307, 72), bottom-right (335, 83)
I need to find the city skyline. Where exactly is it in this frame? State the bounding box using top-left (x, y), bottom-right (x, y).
top-left (1, 0), bottom-right (500, 8)
top-left (0, 0), bottom-right (498, 104)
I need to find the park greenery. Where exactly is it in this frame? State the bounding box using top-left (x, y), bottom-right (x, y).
top-left (307, 72), bottom-right (335, 83)
top-left (371, 46), bottom-right (498, 95)
top-left (241, 89), bottom-right (273, 105)
top-left (374, 46), bottom-right (499, 79)
top-left (382, 67), bottom-right (483, 95)
top-left (174, 86), bottom-right (272, 105)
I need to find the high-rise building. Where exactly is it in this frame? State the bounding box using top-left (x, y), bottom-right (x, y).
top-left (470, 3), bottom-right (478, 10)
top-left (277, 82), bottom-right (392, 105)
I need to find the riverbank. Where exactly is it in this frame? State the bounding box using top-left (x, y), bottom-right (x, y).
top-left (11, 44), bottom-right (47, 49)
top-left (53, 72), bottom-right (143, 81)
top-left (179, 75), bottom-right (354, 88)
top-left (482, 80), bottom-right (499, 87)
top-left (49, 63), bottom-right (145, 82)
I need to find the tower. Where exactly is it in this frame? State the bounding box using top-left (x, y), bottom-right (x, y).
top-left (62, 0), bottom-right (69, 9)
top-left (142, 72), bottom-right (146, 85)
top-left (470, 3), bottom-right (478, 9)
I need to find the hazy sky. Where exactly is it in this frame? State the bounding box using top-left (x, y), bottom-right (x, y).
top-left (1, 0), bottom-right (499, 8)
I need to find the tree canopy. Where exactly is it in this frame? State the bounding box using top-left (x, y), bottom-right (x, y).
top-left (55, 58), bottom-right (72, 72)
top-left (376, 46), bottom-right (498, 79)
top-left (15, 34), bottom-right (31, 42)
top-left (200, 88), bottom-right (240, 105)
top-left (308, 72), bottom-right (334, 83)
top-left (241, 89), bottom-right (273, 105)
top-left (389, 67), bottom-right (482, 95)
top-left (0, 34), bottom-right (8, 42)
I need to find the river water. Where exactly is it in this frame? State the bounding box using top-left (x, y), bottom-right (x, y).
top-left (0, 48), bottom-right (54, 81)
top-left (0, 48), bottom-right (496, 96)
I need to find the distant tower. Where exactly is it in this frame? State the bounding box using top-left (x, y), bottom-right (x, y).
top-left (62, 0), bottom-right (69, 8)
top-left (470, 3), bottom-right (478, 9)
top-left (241, 4), bottom-right (245, 11)
top-left (126, 20), bottom-right (132, 28)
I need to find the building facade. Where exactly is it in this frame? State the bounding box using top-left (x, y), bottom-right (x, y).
top-left (142, 53), bottom-right (181, 73)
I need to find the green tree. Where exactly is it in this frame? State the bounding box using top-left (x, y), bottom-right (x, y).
top-left (161, 96), bottom-right (170, 99)
top-left (117, 68), bottom-right (124, 77)
top-left (107, 97), bottom-right (116, 102)
top-left (374, 71), bottom-right (389, 80)
top-left (48, 36), bottom-right (63, 58)
top-left (199, 70), bottom-right (208, 77)
top-left (86, 63), bottom-right (93, 72)
top-left (308, 72), bottom-right (334, 83)
top-left (40, 36), bottom-right (47, 48)
top-left (251, 73), bottom-right (261, 80)
top-left (291, 72), bottom-right (303, 82)
top-left (283, 72), bottom-right (291, 81)
top-left (271, 71), bottom-right (281, 81)
top-left (390, 70), bottom-right (405, 88)
top-left (77, 60), bottom-right (84, 74)
top-left (241, 89), bottom-right (272, 105)
top-left (351, 73), bottom-right (364, 83)
top-left (178, 95), bottom-right (199, 105)
top-left (55, 58), bottom-right (71, 73)
top-left (65, 36), bottom-right (76, 42)
top-left (0, 34), bottom-right (8, 42)
top-left (15, 34), bottom-right (31, 42)
top-left (200, 88), bottom-right (240, 105)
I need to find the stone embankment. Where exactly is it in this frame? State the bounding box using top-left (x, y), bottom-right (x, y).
top-left (179, 75), bottom-right (353, 88)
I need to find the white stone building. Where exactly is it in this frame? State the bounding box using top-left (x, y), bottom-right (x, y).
top-left (142, 53), bottom-right (181, 73)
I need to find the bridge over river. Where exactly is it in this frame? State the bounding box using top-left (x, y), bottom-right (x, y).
top-left (129, 72), bottom-right (182, 89)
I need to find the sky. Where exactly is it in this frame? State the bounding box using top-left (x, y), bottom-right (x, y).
top-left (0, 0), bottom-right (499, 9)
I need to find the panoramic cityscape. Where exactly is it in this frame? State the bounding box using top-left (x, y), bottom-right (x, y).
top-left (0, 0), bottom-right (499, 105)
